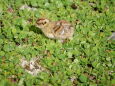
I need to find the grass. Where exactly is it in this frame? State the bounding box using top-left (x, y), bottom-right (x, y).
top-left (0, 0), bottom-right (115, 86)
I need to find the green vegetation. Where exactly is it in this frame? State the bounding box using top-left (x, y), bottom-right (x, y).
top-left (0, 0), bottom-right (114, 85)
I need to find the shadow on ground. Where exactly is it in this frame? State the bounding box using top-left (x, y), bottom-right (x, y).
top-left (29, 25), bottom-right (42, 34)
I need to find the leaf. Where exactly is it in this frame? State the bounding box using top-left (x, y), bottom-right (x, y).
top-left (0, 4), bottom-right (3, 13)
top-left (3, 43), bottom-right (15, 52)
top-left (111, 79), bottom-right (115, 85)
top-left (0, 39), bottom-right (3, 44)
top-left (0, 51), bottom-right (5, 57)
top-left (79, 74), bottom-right (87, 83)
top-left (31, 0), bottom-right (38, 7)
top-left (35, 11), bottom-right (39, 17)
top-left (11, 27), bottom-right (17, 34)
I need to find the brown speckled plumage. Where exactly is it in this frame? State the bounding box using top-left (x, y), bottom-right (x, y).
top-left (36, 18), bottom-right (74, 40)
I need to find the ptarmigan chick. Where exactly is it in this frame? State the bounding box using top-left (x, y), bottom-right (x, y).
top-left (36, 18), bottom-right (74, 41)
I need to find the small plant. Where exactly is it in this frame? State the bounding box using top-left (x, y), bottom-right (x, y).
top-left (0, 0), bottom-right (114, 85)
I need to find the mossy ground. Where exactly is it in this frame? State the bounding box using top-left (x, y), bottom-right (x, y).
top-left (0, 0), bottom-right (114, 86)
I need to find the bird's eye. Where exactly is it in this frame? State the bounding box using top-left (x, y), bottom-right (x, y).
top-left (42, 21), bottom-right (47, 25)
top-left (44, 21), bottom-right (46, 24)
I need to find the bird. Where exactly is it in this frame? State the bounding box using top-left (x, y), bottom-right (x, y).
top-left (36, 18), bottom-right (74, 42)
